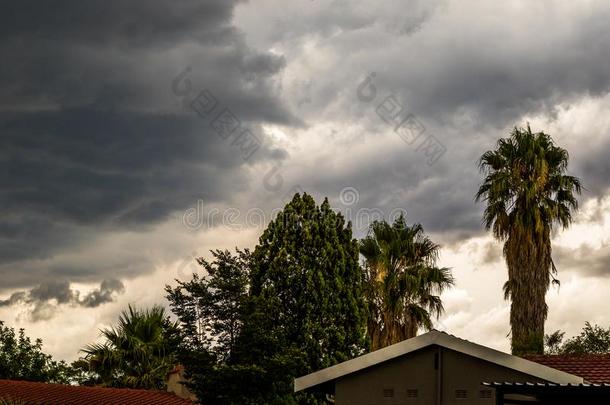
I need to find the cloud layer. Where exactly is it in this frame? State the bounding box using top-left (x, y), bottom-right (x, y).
top-left (1, 0), bottom-right (610, 359)
top-left (0, 0), bottom-right (294, 290)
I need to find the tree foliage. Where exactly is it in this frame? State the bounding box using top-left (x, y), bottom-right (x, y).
top-left (476, 125), bottom-right (581, 355)
top-left (360, 215), bottom-right (453, 350)
top-left (167, 194), bottom-right (368, 404)
top-left (77, 305), bottom-right (179, 389)
top-left (165, 249), bottom-right (251, 404)
top-left (545, 323), bottom-right (610, 355)
top-left (246, 193), bottom-right (368, 403)
top-left (0, 321), bottom-right (73, 384)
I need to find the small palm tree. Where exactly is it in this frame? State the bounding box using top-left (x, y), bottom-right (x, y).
top-left (476, 125), bottom-right (581, 355)
top-left (360, 215), bottom-right (453, 350)
top-left (81, 305), bottom-right (179, 389)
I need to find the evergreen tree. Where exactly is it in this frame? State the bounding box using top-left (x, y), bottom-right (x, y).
top-left (244, 193), bottom-right (368, 403)
top-left (166, 195), bottom-right (368, 404)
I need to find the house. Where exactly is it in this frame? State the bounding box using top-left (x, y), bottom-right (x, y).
top-left (0, 379), bottom-right (194, 405)
top-left (294, 330), bottom-right (603, 404)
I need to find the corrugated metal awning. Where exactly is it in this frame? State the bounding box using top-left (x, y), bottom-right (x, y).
top-left (483, 381), bottom-right (610, 404)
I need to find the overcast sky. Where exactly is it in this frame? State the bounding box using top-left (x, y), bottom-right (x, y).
top-left (1, 0), bottom-right (610, 361)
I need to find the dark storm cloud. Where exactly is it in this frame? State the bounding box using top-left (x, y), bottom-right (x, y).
top-left (0, 279), bottom-right (125, 321)
top-left (80, 279), bottom-right (126, 308)
top-left (0, 110), bottom-right (248, 227)
top-left (325, 3), bottom-right (610, 129)
top-left (259, 0), bottom-right (610, 239)
top-left (1, 0), bottom-right (239, 47)
top-left (0, 0), bottom-right (298, 287)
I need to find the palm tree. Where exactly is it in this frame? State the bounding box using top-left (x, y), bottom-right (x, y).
top-left (360, 215), bottom-right (454, 350)
top-left (80, 305), bottom-right (179, 389)
top-left (475, 125), bottom-right (581, 355)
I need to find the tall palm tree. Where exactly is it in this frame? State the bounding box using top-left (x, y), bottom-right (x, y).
top-left (475, 125), bottom-right (581, 355)
top-left (360, 215), bottom-right (453, 350)
top-left (81, 305), bottom-right (179, 389)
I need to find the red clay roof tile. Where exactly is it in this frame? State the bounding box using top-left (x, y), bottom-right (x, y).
top-left (524, 354), bottom-right (610, 384)
top-left (0, 379), bottom-right (194, 405)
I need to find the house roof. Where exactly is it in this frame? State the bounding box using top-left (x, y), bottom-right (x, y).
top-left (294, 330), bottom-right (583, 392)
top-left (0, 379), bottom-right (194, 405)
top-left (524, 354), bottom-right (610, 384)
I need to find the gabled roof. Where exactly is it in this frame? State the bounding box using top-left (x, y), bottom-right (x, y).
top-left (0, 379), bottom-right (194, 405)
top-left (524, 354), bottom-right (610, 384)
top-left (294, 330), bottom-right (583, 392)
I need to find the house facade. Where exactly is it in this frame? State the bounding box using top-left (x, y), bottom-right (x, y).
top-left (295, 330), bottom-right (585, 404)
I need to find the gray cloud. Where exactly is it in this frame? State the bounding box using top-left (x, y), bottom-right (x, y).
top-left (554, 244), bottom-right (610, 279)
top-left (2, 0), bottom-right (610, 337)
top-left (232, 0), bottom-right (610, 243)
top-left (0, 0), bottom-right (298, 286)
top-left (479, 242), bottom-right (503, 266)
top-left (80, 279), bottom-right (126, 308)
top-left (0, 279), bottom-right (125, 321)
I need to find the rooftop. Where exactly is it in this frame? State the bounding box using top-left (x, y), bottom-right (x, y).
top-left (0, 379), bottom-right (193, 405)
top-left (524, 354), bottom-right (610, 384)
top-left (294, 330), bottom-right (583, 392)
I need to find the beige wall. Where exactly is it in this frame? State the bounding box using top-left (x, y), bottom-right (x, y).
top-left (336, 346), bottom-right (438, 405)
top-left (334, 346), bottom-right (546, 405)
top-left (166, 369), bottom-right (197, 401)
top-left (441, 348), bottom-right (544, 405)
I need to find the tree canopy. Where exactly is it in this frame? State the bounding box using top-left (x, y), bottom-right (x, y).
top-left (77, 305), bottom-right (179, 389)
top-left (360, 215), bottom-right (453, 350)
top-left (166, 193), bottom-right (368, 404)
top-left (545, 323), bottom-right (610, 355)
top-left (165, 248), bottom-right (252, 404)
top-left (0, 321), bottom-right (73, 384)
top-left (245, 193), bottom-right (368, 403)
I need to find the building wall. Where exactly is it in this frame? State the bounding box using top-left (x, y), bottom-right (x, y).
top-left (335, 346), bottom-right (438, 405)
top-left (441, 348), bottom-right (545, 405)
top-left (334, 345), bottom-right (546, 405)
top-left (166, 368), bottom-right (197, 401)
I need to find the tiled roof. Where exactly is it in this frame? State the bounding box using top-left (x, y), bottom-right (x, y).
top-left (0, 379), bottom-right (194, 405)
top-left (524, 354), bottom-right (610, 384)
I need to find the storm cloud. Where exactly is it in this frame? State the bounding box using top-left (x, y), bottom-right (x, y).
top-left (2, 0), bottom-right (610, 359)
top-left (0, 0), bottom-right (296, 290)
top-left (0, 279), bottom-right (125, 321)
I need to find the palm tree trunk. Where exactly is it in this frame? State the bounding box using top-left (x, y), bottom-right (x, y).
top-left (506, 231), bottom-right (550, 355)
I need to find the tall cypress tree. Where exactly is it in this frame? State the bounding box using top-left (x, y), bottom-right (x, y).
top-left (243, 193), bottom-right (367, 403)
